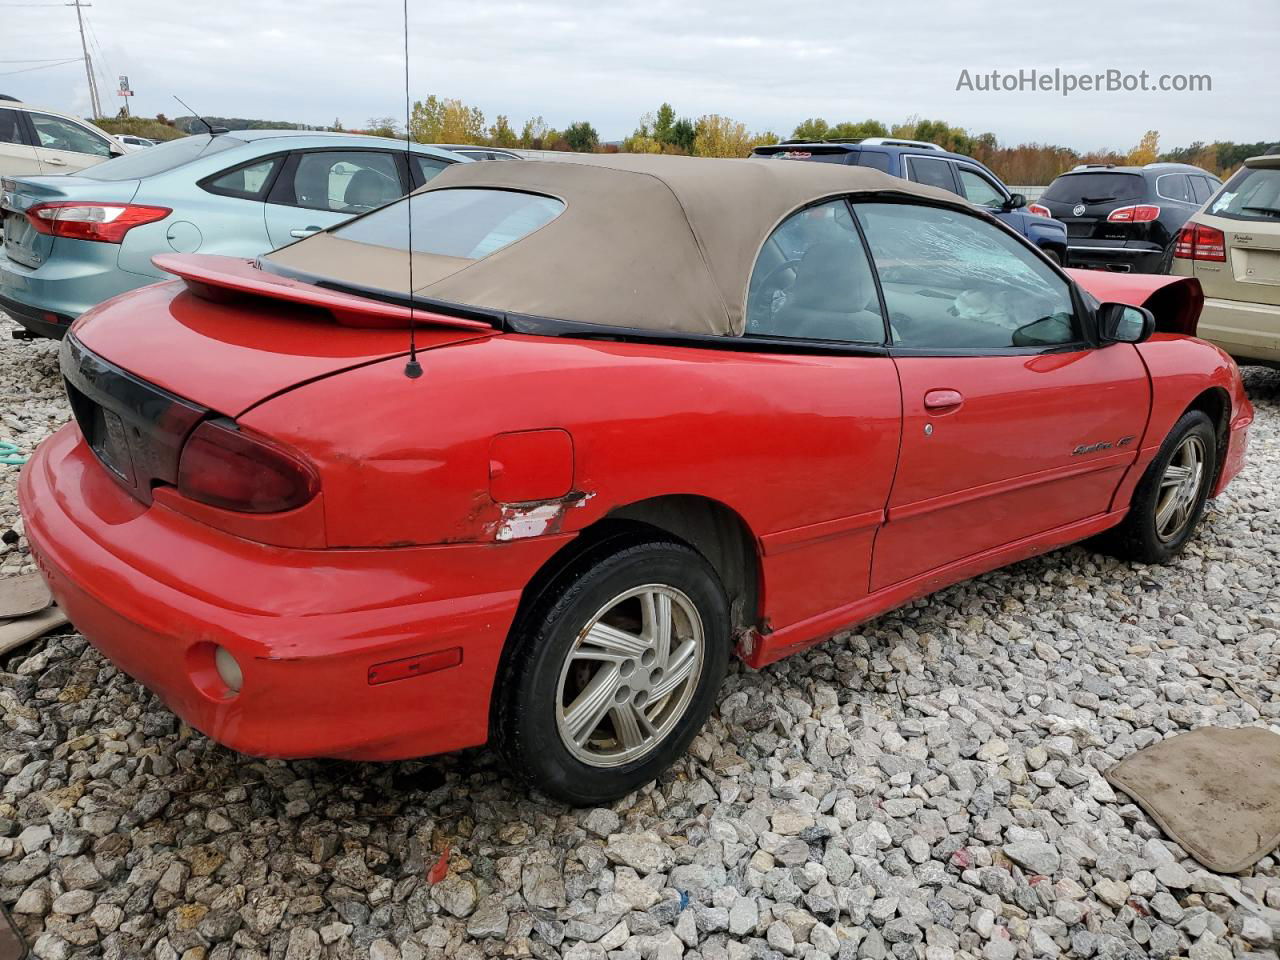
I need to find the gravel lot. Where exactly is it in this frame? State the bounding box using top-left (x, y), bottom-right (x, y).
top-left (0, 315), bottom-right (1277, 960)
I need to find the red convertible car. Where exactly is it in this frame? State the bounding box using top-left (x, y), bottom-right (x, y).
top-left (21, 155), bottom-right (1251, 803)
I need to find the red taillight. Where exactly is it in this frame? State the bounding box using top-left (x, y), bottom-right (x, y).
top-left (1027, 203), bottom-right (1052, 218)
top-left (1173, 223), bottom-right (1226, 262)
top-left (1106, 204), bottom-right (1161, 223)
top-left (177, 420), bottom-right (318, 514)
top-left (25, 202), bottom-right (171, 244)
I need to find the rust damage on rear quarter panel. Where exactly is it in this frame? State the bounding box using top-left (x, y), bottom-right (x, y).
top-left (488, 491), bottom-right (595, 541)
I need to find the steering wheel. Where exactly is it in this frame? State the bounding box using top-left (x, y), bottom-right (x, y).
top-left (746, 258), bottom-right (803, 328)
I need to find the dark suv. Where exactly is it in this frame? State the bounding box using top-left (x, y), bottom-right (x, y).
top-left (752, 137), bottom-right (1069, 264)
top-left (1033, 163), bottom-right (1221, 273)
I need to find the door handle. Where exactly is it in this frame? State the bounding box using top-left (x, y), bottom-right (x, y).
top-left (45, 157), bottom-right (68, 166)
top-left (289, 227), bottom-right (322, 239)
top-left (924, 389), bottom-right (964, 411)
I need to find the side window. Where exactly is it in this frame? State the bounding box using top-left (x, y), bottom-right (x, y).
top-left (856, 202), bottom-right (1078, 350)
top-left (1190, 176), bottom-right (1213, 204)
top-left (29, 113), bottom-right (113, 157)
top-left (956, 167), bottom-right (1006, 209)
top-left (414, 155), bottom-right (450, 185)
top-left (204, 158), bottom-right (281, 200)
top-left (1156, 174), bottom-right (1193, 203)
top-left (856, 151), bottom-right (892, 173)
top-left (287, 151), bottom-right (402, 213)
top-left (0, 108), bottom-right (28, 145)
top-left (905, 157), bottom-right (958, 194)
top-left (744, 200), bottom-right (885, 343)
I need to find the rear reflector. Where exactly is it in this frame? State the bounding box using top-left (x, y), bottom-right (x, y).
top-left (1173, 223), bottom-right (1226, 262)
top-left (368, 648), bottom-right (463, 685)
top-left (26, 202), bottom-right (171, 244)
top-left (1107, 204), bottom-right (1161, 223)
top-left (177, 419), bottom-right (318, 513)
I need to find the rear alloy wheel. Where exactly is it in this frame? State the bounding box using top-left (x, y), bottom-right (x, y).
top-left (1102, 410), bottom-right (1216, 564)
top-left (495, 539), bottom-right (729, 805)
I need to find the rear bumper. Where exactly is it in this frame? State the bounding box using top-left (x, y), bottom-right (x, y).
top-left (20, 424), bottom-right (564, 761)
top-left (0, 244), bottom-right (149, 339)
top-left (1196, 297), bottom-right (1280, 368)
top-left (1066, 241), bottom-right (1164, 274)
top-left (0, 290), bottom-right (72, 338)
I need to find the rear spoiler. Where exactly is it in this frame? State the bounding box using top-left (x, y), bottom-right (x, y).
top-left (1067, 270), bottom-right (1203, 337)
top-left (151, 254), bottom-right (493, 331)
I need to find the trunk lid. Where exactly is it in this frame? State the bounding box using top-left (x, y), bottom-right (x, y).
top-left (72, 255), bottom-right (494, 418)
top-left (1, 174), bottom-right (141, 268)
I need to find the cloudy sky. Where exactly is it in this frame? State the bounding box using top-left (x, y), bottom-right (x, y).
top-left (6, 0), bottom-right (1276, 150)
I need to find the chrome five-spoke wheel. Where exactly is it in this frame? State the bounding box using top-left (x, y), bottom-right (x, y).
top-left (1155, 434), bottom-right (1206, 542)
top-left (556, 585), bottom-right (704, 767)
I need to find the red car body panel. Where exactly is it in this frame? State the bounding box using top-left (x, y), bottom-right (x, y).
top-left (19, 259), bottom-right (1253, 760)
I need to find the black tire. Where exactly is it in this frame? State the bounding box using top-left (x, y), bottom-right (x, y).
top-left (1102, 410), bottom-right (1216, 564)
top-left (493, 538), bottom-right (730, 805)
top-left (1043, 248), bottom-right (1063, 266)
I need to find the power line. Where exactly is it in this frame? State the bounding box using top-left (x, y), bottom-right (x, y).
top-left (0, 57), bottom-right (83, 62)
top-left (0, 58), bottom-right (82, 76)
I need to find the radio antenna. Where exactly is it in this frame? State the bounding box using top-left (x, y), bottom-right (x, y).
top-left (402, 0), bottom-right (422, 379)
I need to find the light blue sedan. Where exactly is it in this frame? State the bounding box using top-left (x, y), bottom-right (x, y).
top-left (0, 130), bottom-right (466, 338)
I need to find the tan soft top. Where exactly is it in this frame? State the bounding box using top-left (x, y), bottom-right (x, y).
top-left (263, 152), bottom-right (962, 336)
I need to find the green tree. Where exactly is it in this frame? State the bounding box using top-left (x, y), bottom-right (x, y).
top-left (791, 118), bottom-right (831, 141)
top-left (828, 119), bottom-right (887, 140)
top-left (670, 118), bottom-right (696, 154)
top-left (488, 115), bottom-right (517, 147)
top-left (564, 121), bottom-right (599, 152)
top-left (653, 103), bottom-right (677, 145)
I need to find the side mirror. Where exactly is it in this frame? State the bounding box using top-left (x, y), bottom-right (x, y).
top-left (1097, 302), bottom-right (1156, 344)
top-left (1003, 193), bottom-right (1027, 212)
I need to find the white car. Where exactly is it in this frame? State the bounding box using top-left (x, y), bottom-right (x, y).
top-left (115, 134), bottom-right (159, 149)
top-left (0, 99), bottom-right (125, 178)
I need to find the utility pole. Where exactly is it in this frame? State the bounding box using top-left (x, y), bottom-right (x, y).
top-left (67, 0), bottom-right (101, 119)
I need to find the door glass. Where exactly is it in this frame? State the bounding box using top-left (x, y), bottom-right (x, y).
top-left (856, 202), bottom-right (1078, 350)
top-left (414, 155), bottom-right (450, 184)
top-left (0, 108), bottom-right (26, 145)
top-left (29, 113), bottom-right (113, 156)
top-left (1156, 174), bottom-right (1193, 203)
top-left (288, 151), bottom-right (402, 213)
top-left (905, 157), bottom-right (958, 194)
top-left (745, 200), bottom-right (885, 343)
top-left (856, 151), bottom-right (892, 173)
top-left (956, 168), bottom-right (1006, 209)
top-left (1190, 176), bottom-right (1213, 204)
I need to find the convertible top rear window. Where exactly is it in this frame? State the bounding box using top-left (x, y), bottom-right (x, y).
top-left (334, 188), bottom-right (564, 260)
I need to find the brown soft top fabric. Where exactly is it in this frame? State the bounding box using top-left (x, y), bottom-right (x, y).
top-left (263, 152), bottom-right (963, 336)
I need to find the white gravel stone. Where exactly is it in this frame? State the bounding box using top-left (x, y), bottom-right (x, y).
top-left (0, 323), bottom-right (1276, 960)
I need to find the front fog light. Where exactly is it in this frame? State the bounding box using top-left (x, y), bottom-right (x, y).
top-left (214, 646), bottom-right (243, 693)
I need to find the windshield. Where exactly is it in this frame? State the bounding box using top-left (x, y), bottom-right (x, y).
top-left (1042, 172), bottom-right (1144, 204)
top-left (1206, 166), bottom-right (1280, 221)
top-left (334, 188), bottom-right (564, 259)
top-left (83, 134), bottom-right (243, 181)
